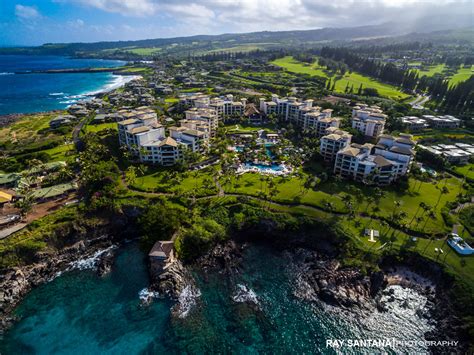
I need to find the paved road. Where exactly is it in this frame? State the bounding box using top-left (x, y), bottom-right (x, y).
top-left (72, 118), bottom-right (88, 144)
top-left (0, 223), bottom-right (27, 239)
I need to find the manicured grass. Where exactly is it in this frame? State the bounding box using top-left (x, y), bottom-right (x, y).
top-left (453, 164), bottom-right (474, 180)
top-left (417, 64), bottom-right (446, 77)
top-left (131, 167), bottom-right (218, 196)
top-left (449, 65), bottom-right (474, 85)
top-left (271, 56), bottom-right (410, 100)
top-left (225, 123), bottom-right (276, 133)
top-left (221, 170), bottom-right (465, 235)
top-left (124, 47), bottom-right (162, 55)
top-left (84, 122), bottom-right (118, 133)
top-left (416, 64), bottom-right (473, 85)
top-left (42, 143), bottom-right (75, 161)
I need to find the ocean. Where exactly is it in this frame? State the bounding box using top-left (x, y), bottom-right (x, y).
top-left (0, 55), bottom-right (127, 115)
top-left (0, 242), bottom-right (434, 354)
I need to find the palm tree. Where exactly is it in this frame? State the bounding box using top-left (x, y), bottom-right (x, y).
top-left (410, 201), bottom-right (426, 225)
top-left (435, 186), bottom-right (449, 207)
top-left (392, 200), bottom-right (401, 217)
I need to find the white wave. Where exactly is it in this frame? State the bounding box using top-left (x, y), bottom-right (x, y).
top-left (138, 288), bottom-right (160, 303)
top-left (84, 74), bottom-right (142, 96)
top-left (176, 285), bottom-right (201, 319)
top-left (232, 284), bottom-right (260, 305)
top-left (0, 72), bottom-right (14, 75)
top-left (49, 92), bottom-right (65, 96)
top-left (59, 100), bottom-right (78, 104)
top-left (68, 245), bottom-right (116, 271)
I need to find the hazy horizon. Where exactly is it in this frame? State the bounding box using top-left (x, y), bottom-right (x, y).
top-left (0, 0), bottom-right (472, 46)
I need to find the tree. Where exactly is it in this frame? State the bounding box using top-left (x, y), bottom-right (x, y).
top-left (125, 166), bottom-right (137, 186)
top-left (138, 201), bottom-right (183, 249)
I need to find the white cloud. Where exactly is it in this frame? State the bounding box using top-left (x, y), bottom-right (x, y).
top-left (55, 0), bottom-right (472, 36)
top-left (15, 4), bottom-right (41, 20)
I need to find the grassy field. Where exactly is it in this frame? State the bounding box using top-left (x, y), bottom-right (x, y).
top-left (415, 64), bottom-right (473, 85)
top-left (124, 47), bottom-right (162, 55)
top-left (131, 167), bottom-right (218, 196)
top-left (449, 65), bottom-right (474, 85)
top-left (84, 122), bottom-right (118, 133)
top-left (41, 143), bottom-right (75, 161)
top-left (220, 170), bottom-right (464, 235)
top-left (0, 112), bottom-right (58, 144)
top-left (271, 56), bottom-right (410, 100)
top-left (453, 164), bottom-right (474, 180)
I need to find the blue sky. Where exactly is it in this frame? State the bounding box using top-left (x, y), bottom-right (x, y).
top-left (0, 0), bottom-right (471, 46)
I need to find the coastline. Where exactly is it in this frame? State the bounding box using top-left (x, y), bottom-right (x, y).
top-left (0, 73), bottom-right (142, 118)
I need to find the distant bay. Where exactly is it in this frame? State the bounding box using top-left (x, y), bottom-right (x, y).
top-left (0, 55), bottom-right (126, 115)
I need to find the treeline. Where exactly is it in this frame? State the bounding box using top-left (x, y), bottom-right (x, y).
top-left (319, 47), bottom-right (473, 113)
top-left (191, 49), bottom-right (270, 62)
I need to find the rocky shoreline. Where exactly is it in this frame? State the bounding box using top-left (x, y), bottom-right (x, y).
top-left (0, 233), bottom-right (119, 333)
top-left (150, 239), bottom-right (468, 354)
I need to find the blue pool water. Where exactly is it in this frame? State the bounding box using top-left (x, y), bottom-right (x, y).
top-left (0, 55), bottom-right (126, 115)
top-left (244, 162), bottom-right (284, 172)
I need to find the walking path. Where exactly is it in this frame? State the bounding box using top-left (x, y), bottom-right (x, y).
top-left (0, 223), bottom-right (27, 240)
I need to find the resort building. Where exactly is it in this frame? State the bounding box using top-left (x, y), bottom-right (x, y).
top-left (422, 115), bottom-right (461, 129)
top-left (320, 128), bottom-right (352, 162)
top-left (333, 134), bottom-right (415, 185)
top-left (351, 104), bottom-right (387, 138)
top-left (117, 107), bottom-right (209, 166)
top-left (184, 107), bottom-right (218, 136)
top-left (209, 94), bottom-right (246, 120)
top-left (178, 93), bottom-right (210, 108)
top-left (400, 116), bottom-right (428, 131)
top-left (418, 143), bottom-right (474, 165)
top-left (169, 127), bottom-right (209, 154)
top-left (116, 106), bottom-right (157, 123)
top-left (259, 95), bottom-right (340, 135)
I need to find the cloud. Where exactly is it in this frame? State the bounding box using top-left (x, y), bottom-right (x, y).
top-left (71, 0), bottom-right (158, 16)
top-left (15, 4), bottom-right (41, 20)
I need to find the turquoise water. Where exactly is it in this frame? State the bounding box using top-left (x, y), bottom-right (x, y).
top-left (0, 55), bottom-right (125, 115)
top-left (0, 243), bottom-right (432, 354)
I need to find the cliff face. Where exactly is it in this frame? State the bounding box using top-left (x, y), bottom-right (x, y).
top-left (0, 208), bottom-right (139, 333)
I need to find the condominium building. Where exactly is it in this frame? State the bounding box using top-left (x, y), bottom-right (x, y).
top-left (116, 106), bottom-right (157, 123)
top-left (184, 107), bottom-right (218, 136)
top-left (333, 134), bottom-right (415, 185)
top-left (418, 143), bottom-right (474, 165)
top-left (209, 94), bottom-right (246, 120)
top-left (169, 127), bottom-right (209, 154)
top-left (117, 107), bottom-right (209, 166)
top-left (351, 104), bottom-right (387, 138)
top-left (320, 128), bottom-right (352, 162)
top-left (400, 116), bottom-right (428, 131)
top-left (422, 115), bottom-right (461, 129)
top-left (259, 95), bottom-right (340, 135)
top-left (178, 93), bottom-right (210, 108)
top-left (118, 117), bottom-right (165, 151)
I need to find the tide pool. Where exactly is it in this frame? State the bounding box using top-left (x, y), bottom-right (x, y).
top-left (0, 55), bottom-right (126, 115)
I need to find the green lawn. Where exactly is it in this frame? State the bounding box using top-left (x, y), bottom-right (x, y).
top-left (416, 64), bottom-right (473, 85)
top-left (131, 167), bottom-right (218, 196)
top-left (84, 122), bottom-right (118, 133)
top-left (271, 56), bottom-right (409, 100)
top-left (124, 47), bottom-right (162, 55)
top-left (225, 123), bottom-right (276, 134)
top-left (220, 171), bottom-right (465, 235)
top-left (42, 144), bottom-right (75, 161)
top-left (449, 65), bottom-right (474, 85)
top-left (453, 164), bottom-right (474, 180)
